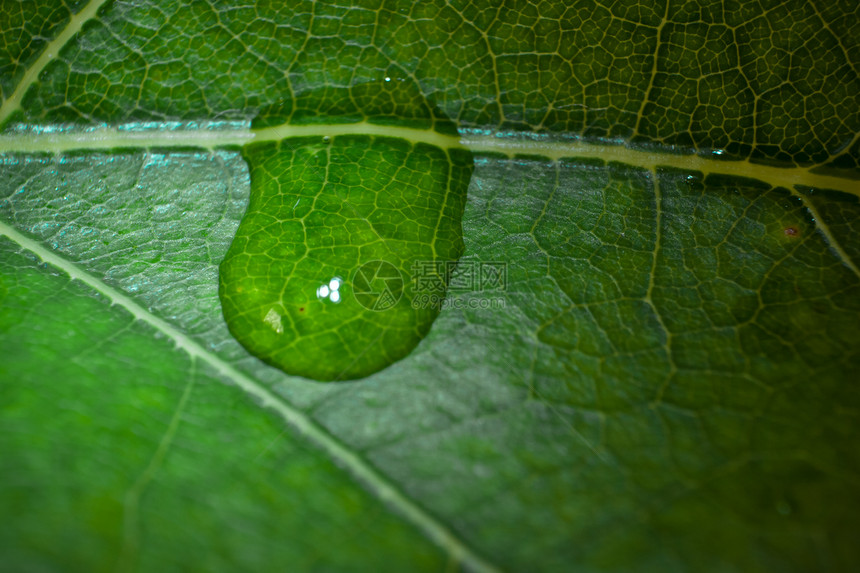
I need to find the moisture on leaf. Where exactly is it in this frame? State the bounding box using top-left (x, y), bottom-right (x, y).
top-left (219, 134), bottom-right (472, 381)
top-left (0, 1), bottom-right (859, 572)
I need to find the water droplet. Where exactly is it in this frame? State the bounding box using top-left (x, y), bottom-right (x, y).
top-left (384, 76), bottom-right (391, 82)
top-left (219, 135), bottom-right (471, 381)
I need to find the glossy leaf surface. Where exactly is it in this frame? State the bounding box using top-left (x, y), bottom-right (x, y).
top-left (1, 1), bottom-right (858, 572)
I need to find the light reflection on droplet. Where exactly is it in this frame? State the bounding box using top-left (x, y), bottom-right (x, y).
top-left (316, 276), bottom-right (343, 303)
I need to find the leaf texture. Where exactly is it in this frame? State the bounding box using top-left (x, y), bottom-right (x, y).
top-left (0, 1), bottom-right (859, 572)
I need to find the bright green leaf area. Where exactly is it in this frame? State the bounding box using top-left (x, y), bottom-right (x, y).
top-left (0, 239), bottom-right (448, 573)
top-left (1, 1), bottom-right (859, 572)
top-left (220, 135), bottom-right (471, 380)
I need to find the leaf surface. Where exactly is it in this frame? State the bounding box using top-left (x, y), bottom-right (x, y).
top-left (1, 1), bottom-right (859, 572)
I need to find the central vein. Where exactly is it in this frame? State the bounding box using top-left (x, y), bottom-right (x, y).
top-left (0, 122), bottom-right (856, 198)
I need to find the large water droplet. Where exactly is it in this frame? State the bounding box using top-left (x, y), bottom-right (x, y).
top-left (219, 134), bottom-right (471, 381)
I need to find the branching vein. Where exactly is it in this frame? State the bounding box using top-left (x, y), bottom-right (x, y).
top-left (0, 219), bottom-right (501, 573)
top-left (0, 124), bottom-right (856, 198)
top-left (0, 0), bottom-right (113, 126)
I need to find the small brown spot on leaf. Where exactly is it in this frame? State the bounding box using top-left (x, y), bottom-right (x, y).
top-left (784, 226), bottom-right (799, 237)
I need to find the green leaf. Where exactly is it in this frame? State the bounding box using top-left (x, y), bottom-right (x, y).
top-left (1, 1), bottom-right (859, 572)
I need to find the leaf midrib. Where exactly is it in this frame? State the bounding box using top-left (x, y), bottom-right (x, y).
top-left (4, 120), bottom-right (858, 276)
top-left (0, 219), bottom-right (503, 573)
top-left (1, 123), bottom-right (857, 200)
top-left (1, 0), bottom-right (856, 199)
top-left (1, 0), bottom-right (856, 201)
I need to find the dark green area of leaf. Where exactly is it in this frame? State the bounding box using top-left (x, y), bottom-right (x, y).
top-left (2, 0), bottom-right (858, 167)
top-left (413, 156), bottom-right (860, 571)
top-left (0, 0), bottom-right (84, 102)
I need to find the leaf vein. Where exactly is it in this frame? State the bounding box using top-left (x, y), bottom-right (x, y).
top-left (0, 0), bottom-right (113, 127)
top-left (0, 219), bottom-right (502, 573)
